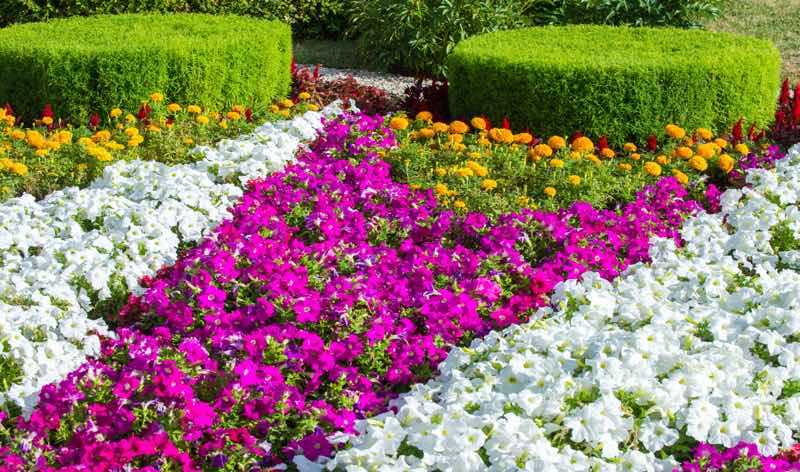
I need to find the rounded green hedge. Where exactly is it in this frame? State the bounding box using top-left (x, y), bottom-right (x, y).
top-left (446, 25), bottom-right (781, 144)
top-left (0, 13), bottom-right (292, 121)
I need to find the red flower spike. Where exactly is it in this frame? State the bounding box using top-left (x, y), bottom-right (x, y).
top-left (138, 103), bottom-right (152, 121)
top-left (780, 79), bottom-right (791, 107)
top-left (597, 135), bottom-right (609, 151)
top-left (3, 102), bottom-right (13, 116)
top-left (41, 103), bottom-right (53, 118)
top-left (646, 134), bottom-right (657, 152)
top-left (731, 118), bottom-right (743, 144)
top-left (313, 65), bottom-right (320, 80)
top-left (777, 110), bottom-right (787, 128)
top-left (245, 107), bottom-right (253, 123)
top-left (89, 113), bottom-right (101, 128)
top-left (291, 57), bottom-right (297, 74)
top-left (747, 123), bottom-right (757, 141)
top-left (793, 83), bottom-right (800, 124)
top-left (502, 117), bottom-right (510, 130)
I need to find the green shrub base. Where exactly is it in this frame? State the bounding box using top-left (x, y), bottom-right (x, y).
top-left (447, 25), bottom-right (781, 144)
top-left (0, 13), bottom-right (291, 122)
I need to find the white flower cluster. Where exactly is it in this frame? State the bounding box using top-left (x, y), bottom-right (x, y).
top-left (0, 102), bottom-right (346, 414)
top-left (320, 144), bottom-right (800, 472)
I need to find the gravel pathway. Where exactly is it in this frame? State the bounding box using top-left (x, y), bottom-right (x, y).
top-left (298, 65), bottom-right (420, 97)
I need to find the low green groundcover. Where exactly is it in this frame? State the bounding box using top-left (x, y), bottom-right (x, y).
top-left (0, 13), bottom-right (291, 121)
top-left (447, 25), bottom-right (781, 144)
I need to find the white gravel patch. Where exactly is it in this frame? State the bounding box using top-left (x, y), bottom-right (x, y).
top-left (299, 65), bottom-right (420, 97)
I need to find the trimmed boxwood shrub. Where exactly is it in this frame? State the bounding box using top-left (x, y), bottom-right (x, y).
top-left (447, 25), bottom-right (781, 144)
top-left (0, 13), bottom-right (291, 122)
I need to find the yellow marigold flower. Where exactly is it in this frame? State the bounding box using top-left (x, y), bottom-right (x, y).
top-left (418, 128), bottom-right (435, 139)
top-left (103, 141), bottom-right (125, 151)
top-left (432, 122), bottom-right (449, 134)
top-left (196, 115), bottom-right (209, 125)
top-left (456, 167), bottom-right (474, 178)
top-left (409, 183), bottom-right (421, 190)
top-left (415, 111), bottom-right (433, 122)
top-left (449, 120), bottom-right (469, 134)
top-left (470, 117), bottom-right (487, 130)
top-left (187, 105), bottom-right (202, 114)
top-left (150, 92), bottom-right (164, 102)
top-left (676, 146), bottom-right (693, 159)
top-left (735, 143), bottom-right (749, 155)
top-left (517, 196), bottom-right (530, 207)
top-left (568, 175), bottom-right (581, 186)
top-left (543, 186), bottom-right (556, 198)
top-left (35, 148), bottom-right (48, 157)
top-left (93, 130), bottom-right (112, 142)
top-left (477, 136), bottom-right (491, 146)
top-left (78, 137), bottom-right (94, 146)
top-left (434, 183), bottom-right (449, 195)
top-left (183, 137), bottom-right (194, 145)
top-left (514, 133), bottom-right (533, 145)
top-left (11, 162), bottom-right (27, 176)
top-left (435, 167), bottom-right (447, 177)
top-left (308, 104), bottom-right (320, 112)
top-left (279, 109), bottom-right (290, 118)
top-left (718, 153), bottom-right (735, 174)
top-left (643, 161), bottom-right (662, 177)
top-left (468, 151), bottom-right (481, 160)
top-left (656, 154), bottom-right (668, 165)
top-left (623, 142), bottom-right (637, 152)
top-left (124, 127), bottom-right (139, 137)
top-left (56, 130), bottom-right (73, 144)
top-left (689, 155), bottom-right (708, 172)
top-left (672, 169), bottom-right (689, 185)
top-left (219, 119), bottom-right (229, 129)
top-left (269, 104), bottom-right (280, 114)
top-left (281, 99), bottom-right (294, 108)
top-left (167, 103), bottom-right (182, 113)
top-left (110, 108), bottom-right (123, 118)
top-left (618, 163), bottom-right (632, 172)
top-left (714, 138), bottom-right (728, 149)
top-left (481, 179), bottom-right (498, 191)
top-left (127, 135), bottom-right (144, 147)
top-left (298, 92), bottom-right (312, 101)
top-left (26, 130), bottom-right (46, 149)
top-left (227, 111), bottom-right (241, 121)
top-left (697, 143), bottom-right (716, 159)
top-left (76, 163), bottom-right (88, 172)
top-left (588, 155), bottom-right (602, 165)
top-left (41, 116), bottom-right (53, 126)
top-left (454, 200), bottom-right (466, 210)
top-left (532, 143), bottom-right (553, 158)
top-left (448, 134), bottom-right (463, 144)
top-left (10, 129), bottom-right (25, 141)
top-left (547, 136), bottom-right (566, 150)
top-left (549, 158), bottom-right (565, 169)
top-left (696, 128), bottom-right (713, 140)
top-left (390, 117), bottom-right (409, 131)
top-left (665, 124), bottom-right (686, 139)
top-left (601, 148), bottom-right (616, 159)
top-left (474, 165), bottom-right (488, 177)
top-left (630, 153), bottom-right (641, 160)
top-left (489, 128), bottom-right (514, 144)
top-left (571, 136), bottom-right (594, 153)
top-left (147, 125), bottom-right (161, 133)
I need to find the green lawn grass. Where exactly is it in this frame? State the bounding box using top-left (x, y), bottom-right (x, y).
top-left (707, 0), bottom-right (800, 82)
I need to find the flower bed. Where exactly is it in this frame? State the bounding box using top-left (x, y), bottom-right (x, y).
top-left (323, 143), bottom-right (800, 471)
top-left (0, 110), bottom-right (716, 470)
top-left (0, 103), bottom-right (345, 414)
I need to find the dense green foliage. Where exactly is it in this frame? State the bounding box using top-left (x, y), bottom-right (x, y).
top-left (0, 14), bottom-right (291, 122)
top-left (528, 0), bottom-right (724, 28)
top-left (447, 25), bottom-right (780, 144)
top-left (0, 0), bottom-right (348, 39)
top-left (349, 0), bottom-right (532, 77)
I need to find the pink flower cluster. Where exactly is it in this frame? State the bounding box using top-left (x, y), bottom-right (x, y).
top-left (676, 442), bottom-right (800, 471)
top-left (0, 112), bottom-right (707, 470)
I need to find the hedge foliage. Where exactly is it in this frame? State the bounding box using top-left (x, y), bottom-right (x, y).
top-left (0, 13), bottom-right (292, 122)
top-left (447, 25), bottom-right (781, 144)
top-left (0, 0), bottom-right (349, 39)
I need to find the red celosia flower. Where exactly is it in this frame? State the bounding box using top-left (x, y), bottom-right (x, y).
top-left (731, 118), bottom-right (743, 144)
top-left (313, 64), bottom-right (320, 80)
top-left (245, 107), bottom-right (253, 122)
top-left (41, 103), bottom-right (53, 118)
top-left (646, 134), bottom-right (657, 152)
top-left (138, 103), bottom-right (152, 121)
top-left (597, 135), bottom-right (609, 151)
top-left (502, 117), bottom-right (510, 130)
top-left (794, 83), bottom-right (800, 124)
top-left (780, 79), bottom-right (791, 107)
top-left (3, 102), bottom-right (13, 116)
top-left (291, 57), bottom-right (297, 74)
top-left (89, 113), bottom-right (101, 128)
